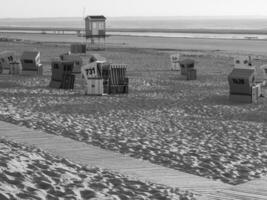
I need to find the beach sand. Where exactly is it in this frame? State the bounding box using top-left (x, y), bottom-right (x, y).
top-left (0, 139), bottom-right (195, 200)
top-left (0, 33), bottom-right (267, 199)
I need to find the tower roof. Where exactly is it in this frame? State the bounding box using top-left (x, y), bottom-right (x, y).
top-left (85, 15), bottom-right (106, 20)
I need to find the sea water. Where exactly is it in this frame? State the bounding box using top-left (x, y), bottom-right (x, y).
top-left (1, 17), bottom-right (267, 40)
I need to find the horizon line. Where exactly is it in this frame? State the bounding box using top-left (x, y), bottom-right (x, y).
top-left (1, 15), bottom-right (267, 20)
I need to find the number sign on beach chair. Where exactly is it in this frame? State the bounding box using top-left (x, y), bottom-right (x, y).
top-left (170, 54), bottom-right (180, 71)
top-left (81, 62), bottom-right (99, 78)
top-left (81, 62), bottom-right (103, 95)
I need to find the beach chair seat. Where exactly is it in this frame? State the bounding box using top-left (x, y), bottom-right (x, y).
top-left (61, 74), bottom-right (75, 89)
top-left (186, 68), bottom-right (197, 80)
top-left (109, 64), bottom-right (127, 85)
top-left (50, 60), bottom-right (75, 89)
top-left (0, 51), bottom-right (17, 74)
top-left (60, 53), bottom-right (83, 74)
top-left (10, 61), bottom-right (22, 75)
top-left (20, 51), bottom-right (43, 75)
top-left (179, 59), bottom-right (195, 76)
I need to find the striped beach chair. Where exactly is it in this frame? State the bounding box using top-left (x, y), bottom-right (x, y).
top-left (50, 60), bottom-right (75, 89)
top-left (108, 64), bottom-right (128, 94)
top-left (110, 64), bottom-right (127, 85)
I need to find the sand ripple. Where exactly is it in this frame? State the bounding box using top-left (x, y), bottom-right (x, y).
top-left (0, 139), bottom-right (196, 200)
top-left (0, 48), bottom-right (266, 186)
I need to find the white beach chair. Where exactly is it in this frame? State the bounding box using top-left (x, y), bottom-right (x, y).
top-left (233, 55), bottom-right (253, 69)
top-left (170, 53), bottom-right (180, 71)
top-left (257, 64), bottom-right (267, 86)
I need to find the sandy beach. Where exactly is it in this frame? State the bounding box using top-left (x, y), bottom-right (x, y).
top-left (0, 33), bottom-right (267, 199)
top-left (2, 0), bottom-right (267, 196)
top-left (0, 139), bottom-right (195, 200)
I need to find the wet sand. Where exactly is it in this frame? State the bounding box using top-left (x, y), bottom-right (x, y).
top-left (2, 32), bottom-right (267, 55)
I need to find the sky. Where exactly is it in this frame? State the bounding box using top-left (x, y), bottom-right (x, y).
top-left (2, 0), bottom-right (267, 18)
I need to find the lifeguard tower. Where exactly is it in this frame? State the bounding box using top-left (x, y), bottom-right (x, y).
top-left (85, 15), bottom-right (106, 50)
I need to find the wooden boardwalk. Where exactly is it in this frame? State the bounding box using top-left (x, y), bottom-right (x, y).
top-left (0, 121), bottom-right (267, 199)
top-left (206, 177), bottom-right (267, 200)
